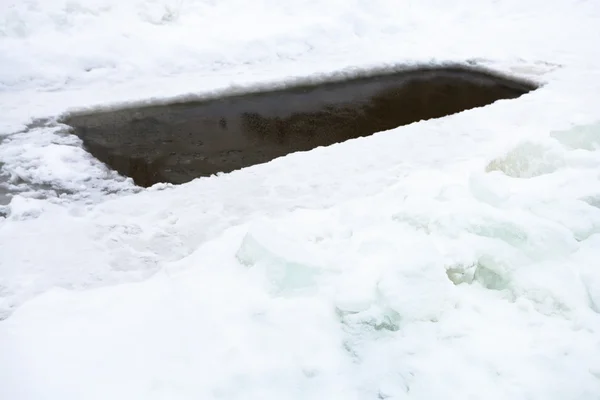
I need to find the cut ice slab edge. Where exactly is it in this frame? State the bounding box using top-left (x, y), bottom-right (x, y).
top-left (0, 58), bottom-right (547, 126)
top-left (236, 218), bottom-right (340, 294)
top-left (57, 59), bottom-right (543, 115)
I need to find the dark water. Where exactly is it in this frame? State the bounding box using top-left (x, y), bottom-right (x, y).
top-left (62, 66), bottom-right (537, 187)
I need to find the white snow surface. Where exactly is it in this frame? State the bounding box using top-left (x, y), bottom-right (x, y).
top-left (2, 0), bottom-right (600, 399)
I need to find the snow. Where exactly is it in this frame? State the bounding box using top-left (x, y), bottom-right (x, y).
top-left (1, 0), bottom-right (600, 399)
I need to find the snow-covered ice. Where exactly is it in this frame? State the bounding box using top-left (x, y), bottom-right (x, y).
top-left (1, 0), bottom-right (600, 399)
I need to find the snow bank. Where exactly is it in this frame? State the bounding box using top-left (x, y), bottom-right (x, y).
top-left (2, 123), bottom-right (600, 399)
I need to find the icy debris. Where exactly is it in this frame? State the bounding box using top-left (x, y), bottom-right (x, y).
top-left (338, 303), bottom-right (402, 332)
top-left (485, 140), bottom-right (565, 178)
top-left (485, 123), bottom-right (600, 183)
top-left (469, 170), bottom-right (513, 206)
top-left (395, 198), bottom-right (577, 261)
top-left (375, 257), bottom-right (455, 324)
top-left (236, 220), bottom-right (330, 294)
top-left (527, 199), bottom-right (600, 242)
top-left (581, 195), bottom-right (600, 210)
top-left (445, 263), bottom-right (476, 286)
top-left (572, 234), bottom-right (600, 314)
top-left (4, 195), bottom-right (47, 220)
top-left (446, 255), bottom-right (514, 292)
top-left (550, 121), bottom-right (600, 151)
top-left (334, 266), bottom-right (402, 332)
top-left (333, 265), bottom-right (380, 314)
top-left (473, 257), bottom-right (512, 291)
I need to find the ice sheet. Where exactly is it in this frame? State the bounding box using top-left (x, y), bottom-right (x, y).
top-left (1, 0), bottom-right (600, 399)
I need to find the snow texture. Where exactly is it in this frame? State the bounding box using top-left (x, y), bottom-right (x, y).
top-left (1, 0), bottom-right (600, 399)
